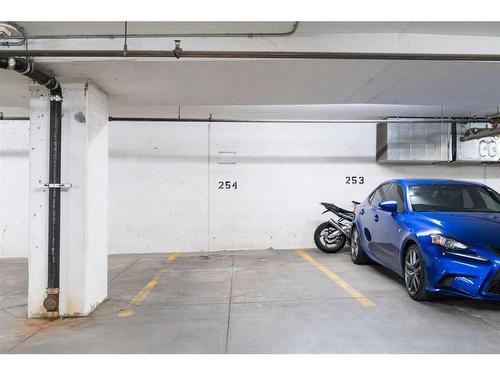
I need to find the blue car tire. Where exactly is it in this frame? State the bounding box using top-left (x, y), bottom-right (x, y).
top-left (351, 226), bottom-right (370, 265)
top-left (405, 244), bottom-right (432, 301)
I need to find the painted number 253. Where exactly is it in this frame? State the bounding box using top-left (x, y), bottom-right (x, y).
top-left (345, 176), bottom-right (365, 184)
top-left (218, 181), bottom-right (238, 189)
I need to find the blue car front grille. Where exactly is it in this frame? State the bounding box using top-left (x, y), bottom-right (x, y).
top-left (487, 272), bottom-right (500, 295)
top-left (490, 247), bottom-right (500, 257)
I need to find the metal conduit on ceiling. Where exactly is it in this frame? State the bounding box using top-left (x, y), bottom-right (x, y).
top-left (107, 117), bottom-right (490, 123)
top-left (3, 49), bottom-right (500, 61)
top-left (5, 21), bottom-right (301, 40)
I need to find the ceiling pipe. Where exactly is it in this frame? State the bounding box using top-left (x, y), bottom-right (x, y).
top-left (7, 22), bottom-right (300, 40)
top-left (460, 126), bottom-right (500, 141)
top-left (108, 116), bottom-right (488, 124)
top-left (3, 49), bottom-right (500, 61)
top-left (0, 56), bottom-right (63, 319)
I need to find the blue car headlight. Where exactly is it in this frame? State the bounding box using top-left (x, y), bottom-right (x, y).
top-left (430, 234), bottom-right (488, 261)
top-left (431, 234), bottom-right (468, 250)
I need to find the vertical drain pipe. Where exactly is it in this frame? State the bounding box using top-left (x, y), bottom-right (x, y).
top-left (45, 81), bottom-right (63, 319)
top-left (0, 57), bottom-right (63, 319)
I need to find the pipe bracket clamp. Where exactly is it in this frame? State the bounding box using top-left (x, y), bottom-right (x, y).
top-left (49, 95), bottom-right (63, 102)
top-left (7, 57), bottom-right (16, 70)
top-left (42, 183), bottom-right (72, 190)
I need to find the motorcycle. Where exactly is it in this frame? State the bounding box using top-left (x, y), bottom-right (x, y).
top-left (314, 201), bottom-right (360, 253)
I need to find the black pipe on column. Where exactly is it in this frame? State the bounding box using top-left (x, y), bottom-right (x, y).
top-left (0, 57), bottom-right (63, 319)
top-left (46, 89), bottom-right (62, 319)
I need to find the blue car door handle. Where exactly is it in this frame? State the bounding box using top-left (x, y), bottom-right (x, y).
top-left (374, 214), bottom-right (379, 222)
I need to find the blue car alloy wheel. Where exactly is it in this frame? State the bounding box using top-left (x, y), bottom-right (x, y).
top-left (353, 178), bottom-right (500, 301)
top-left (404, 244), bottom-right (432, 300)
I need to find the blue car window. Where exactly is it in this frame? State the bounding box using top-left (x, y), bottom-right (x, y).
top-left (409, 184), bottom-right (500, 212)
top-left (384, 183), bottom-right (405, 213)
top-left (369, 184), bottom-right (390, 207)
top-left (474, 189), bottom-right (499, 210)
top-left (463, 190), bottom-right (474, 209)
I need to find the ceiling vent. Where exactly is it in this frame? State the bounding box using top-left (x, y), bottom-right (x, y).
top-left (376, 119), bottom-right (451, 164)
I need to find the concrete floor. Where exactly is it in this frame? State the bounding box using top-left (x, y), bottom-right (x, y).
top-left (1, 248), bottom-right (500, 353)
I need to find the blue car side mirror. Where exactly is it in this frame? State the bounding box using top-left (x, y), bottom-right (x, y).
top-left (378, 200), bottom-right (398, 215)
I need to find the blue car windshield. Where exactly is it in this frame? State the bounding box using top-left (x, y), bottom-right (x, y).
top-left (409, 184), bottom-right (500, 213)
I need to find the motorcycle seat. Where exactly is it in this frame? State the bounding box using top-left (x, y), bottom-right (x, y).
top-left (321, 202), bottom-right (354, 215)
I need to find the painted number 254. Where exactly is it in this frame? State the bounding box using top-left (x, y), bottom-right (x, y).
top-left (218, 181), bottom-right (238, 189)
top-left (345, 176), bottom-right (365, 184)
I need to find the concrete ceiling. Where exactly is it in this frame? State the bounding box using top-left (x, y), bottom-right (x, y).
top-left (2, 22), bottom-right (500, 119)
top-left (1, 59), bottom-right (499, 115)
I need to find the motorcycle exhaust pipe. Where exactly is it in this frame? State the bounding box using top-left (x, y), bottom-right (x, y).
top-left (328, 219), bottom-right (351, 239)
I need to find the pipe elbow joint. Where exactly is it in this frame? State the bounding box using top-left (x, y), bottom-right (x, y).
top-left (48, 82), bottom-right (63, 98)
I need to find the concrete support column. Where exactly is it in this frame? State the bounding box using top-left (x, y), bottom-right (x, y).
top-left (29, 81), bottom-right (109, 318)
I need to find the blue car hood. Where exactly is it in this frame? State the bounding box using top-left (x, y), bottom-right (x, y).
top-left (413, 211), bottom-right (500, 248)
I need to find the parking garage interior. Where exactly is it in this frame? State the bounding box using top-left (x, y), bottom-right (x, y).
top-left (1, 14), bottom-right (500, 361)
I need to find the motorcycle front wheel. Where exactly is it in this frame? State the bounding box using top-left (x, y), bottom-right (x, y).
top-left (313, 221), bottom-right (347, 253)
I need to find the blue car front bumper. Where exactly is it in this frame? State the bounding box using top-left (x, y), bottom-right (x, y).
top-left (423, 245), bottom-right (500, 300)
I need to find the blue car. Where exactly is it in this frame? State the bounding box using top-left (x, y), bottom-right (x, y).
top-left (351, 179), bottom-right (500, 301)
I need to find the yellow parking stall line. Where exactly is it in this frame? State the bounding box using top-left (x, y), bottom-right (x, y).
top-left (167, 252), bottom-right (179, 263)
top-left (117, 308), bottom-right (134, 318)
top-left (296, 249), bottom-right (375, 308)
top-left (118, 252), bottom-right (179, 317)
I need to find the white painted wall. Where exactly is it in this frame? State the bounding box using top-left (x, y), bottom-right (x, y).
top-left (109, 122), bottom-right (209, 253)
top-left (2, 119), bottom-right (500, 257)
top-left (80, 121), bottom-right (500, 253)
top-left (0, 120), bottom-right (29, 257)
top-left (208, 123), bottom-right (499, 251)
